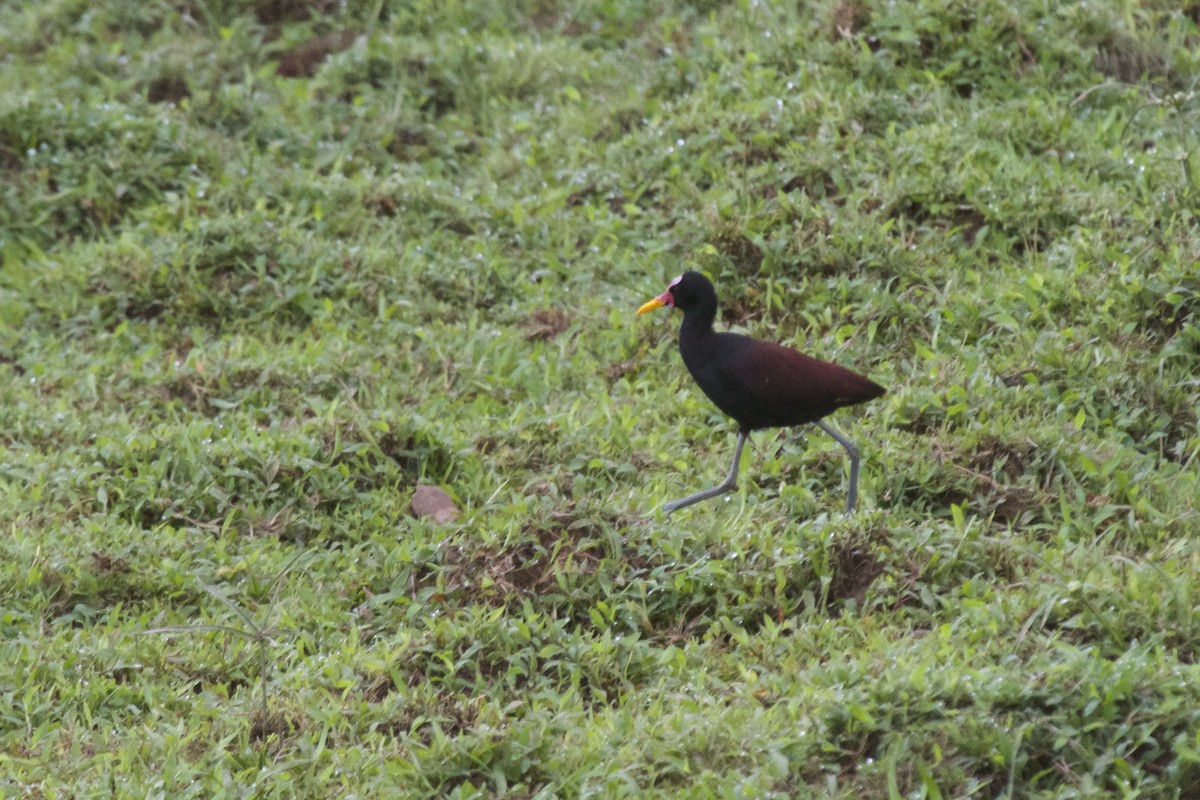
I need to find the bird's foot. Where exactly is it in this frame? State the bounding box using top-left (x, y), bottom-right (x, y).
top-left (660, 482), bottom-right (737, 515)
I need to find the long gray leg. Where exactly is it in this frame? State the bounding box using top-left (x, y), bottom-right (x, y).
top-left (815, 419), bottom-right (861, 513)
top-left (662, 431), bottom-right (749, 515)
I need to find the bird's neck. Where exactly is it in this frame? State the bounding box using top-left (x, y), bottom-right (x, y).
top-left (679, 303), bottom-right (717, 347)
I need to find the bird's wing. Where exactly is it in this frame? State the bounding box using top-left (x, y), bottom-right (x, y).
top-left (724, 340), bottom-right (882, 424)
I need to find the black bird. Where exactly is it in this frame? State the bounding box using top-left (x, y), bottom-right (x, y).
top-left (638, 271), bottom-right (886, 514)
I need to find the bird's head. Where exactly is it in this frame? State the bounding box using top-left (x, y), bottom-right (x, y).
top-left (636, 271), bottom-right (713, 315)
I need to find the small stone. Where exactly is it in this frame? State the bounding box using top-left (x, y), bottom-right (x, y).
top-left (412, 485), bottom-right (460, 524)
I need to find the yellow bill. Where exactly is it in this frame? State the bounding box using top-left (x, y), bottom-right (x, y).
top-left (637, 296), bottom-right (668, 315)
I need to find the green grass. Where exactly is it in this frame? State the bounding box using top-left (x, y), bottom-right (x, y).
top-left (2, 0), bottom-right (1199, 796)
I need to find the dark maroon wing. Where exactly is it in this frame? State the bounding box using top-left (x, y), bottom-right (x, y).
top-left (715, 340), bottom-right (885, 429)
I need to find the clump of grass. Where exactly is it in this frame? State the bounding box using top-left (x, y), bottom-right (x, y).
top-left (143, 553), bottom-right (311, 741)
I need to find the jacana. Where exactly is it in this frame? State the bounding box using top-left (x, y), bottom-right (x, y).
top-left (638, 271), bottom-right (885, 515)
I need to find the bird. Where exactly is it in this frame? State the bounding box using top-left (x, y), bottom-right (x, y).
top-left (637, 271), bottom-right (885, 515)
